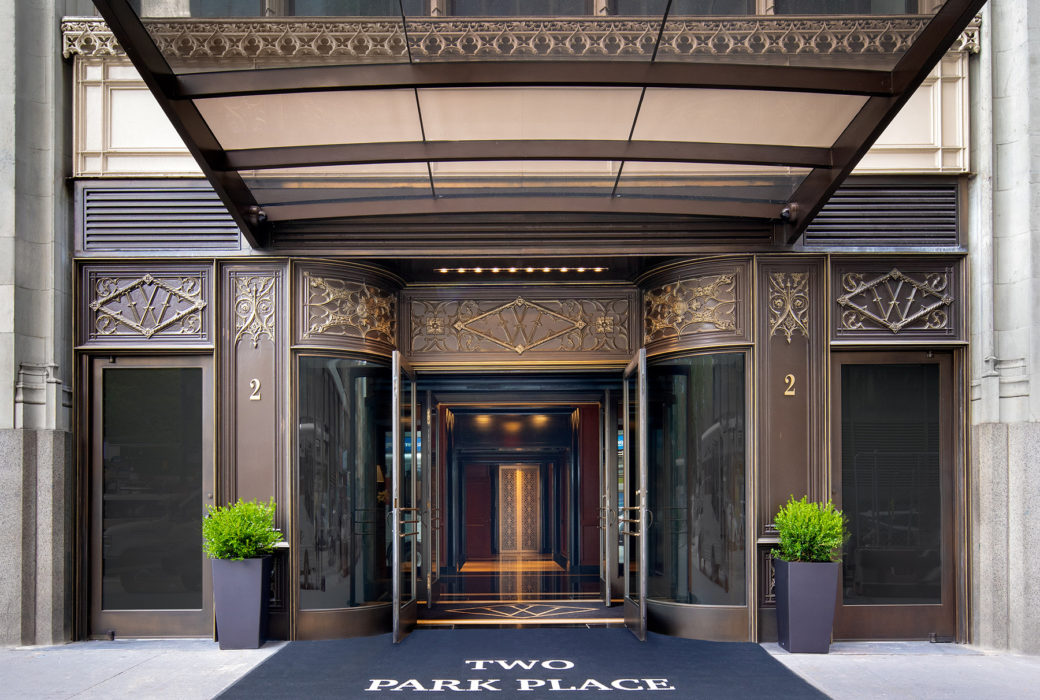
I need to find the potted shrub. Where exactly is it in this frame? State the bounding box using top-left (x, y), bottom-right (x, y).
top-left (772, 495), bottom-right (848, 653)
top-left (202, 498), bottom-right (284, 649)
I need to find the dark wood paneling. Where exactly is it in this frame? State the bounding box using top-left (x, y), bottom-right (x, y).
top-left (579, 405), bottom-right (600, 568)
top-left (639, 257), bottom-right (752, 356)
top-left (756, 258), bottom-right (828, 540)
top-left (79, 263), bottom-right (213, 348)
top-left (463, 464), bottom-right (493, 560)
top-left (831, 257), bottom-right (964, 342)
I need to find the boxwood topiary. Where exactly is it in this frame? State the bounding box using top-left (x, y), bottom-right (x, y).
top-left (202, 498), bottom-right (284, 560)
top-left (771, 495), bottom-right (848, 563)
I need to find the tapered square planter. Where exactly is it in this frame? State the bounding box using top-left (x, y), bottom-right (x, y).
top-left (774, 559), bottom-right (839, 653)
top-left (212, 556), bottom-right (272, 650)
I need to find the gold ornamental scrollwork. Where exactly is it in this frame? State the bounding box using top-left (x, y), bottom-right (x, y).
top-left (233, 275), bottom-right (277, 348)
top-left (643, 274), bottom-right (737, 344)
top-left (305, 275), bottom-right (395, 345)
top-left (837, 268), bottom-right (954, 334)
top-left (768, 272), bottom-right (810, 344)
top-left (89, 272), bottom-right (207, 340)
top-left (409, 296), bottom-right (630, 356)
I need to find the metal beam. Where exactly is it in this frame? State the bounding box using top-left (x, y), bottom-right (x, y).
top-left (174, 60), bottom-right (895, 100)
top-left (259, 196), bottom-right (784, 223)
top-left (92, 0), bottom-right (267, 248)
top-left (784, 0), bottom-right (988, 243)
top-left (220, 140), bottom-right (832, 171)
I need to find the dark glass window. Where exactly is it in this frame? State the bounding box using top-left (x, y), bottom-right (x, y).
top-left (614, 1), bottom-right (754, 15)
top-left (450, 1), bottom-right (589, 16)
top-left (774, 1), bottom-right (917, 14)
top-left (297, 357), bottom-right (392, 610)
top-left (646, 353), bottom-right (746, 606)
top-left (101, 368), bottom-right (203, 611)
top-left (841, 363), bottom-right (942, 605)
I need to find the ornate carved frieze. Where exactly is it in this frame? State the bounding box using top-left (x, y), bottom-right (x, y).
top-left (64, 16), bottom-right (967, 61)
top-left (643, 274), bottom-right (738, 344)
top-left (768, 272), bottom-right (810, 344)
top-left (836, 266), bottom-right (957, 337)
top-left (82, 266), bottom-right (210, 345)
top-left (302, 273), bottom-right (396, 346)
top-left (232, 274), bottom-right (277, 348)
top-left (406, 291), bottom-right (634, 361)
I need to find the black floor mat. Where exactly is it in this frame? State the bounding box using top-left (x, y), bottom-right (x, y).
top-left (219, 628), bottom-right (829, 699)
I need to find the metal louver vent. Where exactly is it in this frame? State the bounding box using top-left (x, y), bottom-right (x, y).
top-left (805, 182), bottom-right (959, 246)
top-left (81, 184), bottom-right (241, 251)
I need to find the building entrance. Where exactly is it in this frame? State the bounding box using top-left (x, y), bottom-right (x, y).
top-left (418, 406), bottom-right (612, 629)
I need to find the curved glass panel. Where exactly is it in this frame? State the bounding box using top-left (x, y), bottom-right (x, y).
top-left (297, 356), bottom-right (392, 610)
top-left (646, 352), bottom-right (746, 606)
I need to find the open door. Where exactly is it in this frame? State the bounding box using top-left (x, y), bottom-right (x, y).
top-left (392, 351), bottom-right (419, 643)
top-left (600, 389), bottom-right (619, 607)
top-left (421, 390), bottom-right (442, 609)
top-left (621, 349), bottom-right (648, 641)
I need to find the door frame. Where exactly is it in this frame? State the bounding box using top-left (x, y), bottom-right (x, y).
top-left (88, 354), bottom-right (215, 638)
top-left (830, 350), bottom-right (961, 640)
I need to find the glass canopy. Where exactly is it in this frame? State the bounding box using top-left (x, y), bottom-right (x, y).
top-left (98, 0), bottom-right (985, 248)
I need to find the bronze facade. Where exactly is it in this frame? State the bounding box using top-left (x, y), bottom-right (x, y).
top-left (75, 250), bottom-right (968, 642)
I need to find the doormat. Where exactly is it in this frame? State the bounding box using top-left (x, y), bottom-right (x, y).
top-left (218, 628), bottom-right (827, 699)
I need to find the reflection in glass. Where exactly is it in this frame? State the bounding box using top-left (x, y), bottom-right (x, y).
top-left (841, 364), bottom-right (941, 605)
top-left (615, 0), bottom-right (754, 15)
top-left (450, 1), bottom-right (588, 15)
top-left (646, 353), bottom-right (745, 606)
top-left (624, 371), bottom-right (641, 600)
top-left (101, 368), bottom-right (203, 611)
top-left (297, 357), bottom-right (392, 610)
top-left (774, 1), bottom-right (917, 14)
top-left (396, 376), bottom-right (416, 606)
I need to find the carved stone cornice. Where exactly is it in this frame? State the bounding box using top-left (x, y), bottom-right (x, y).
top-left (62, 15), bottom-right (984, 61)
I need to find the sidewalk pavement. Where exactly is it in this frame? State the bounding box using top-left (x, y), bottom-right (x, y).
top-left (3, 638), bottom-right (1040, 699)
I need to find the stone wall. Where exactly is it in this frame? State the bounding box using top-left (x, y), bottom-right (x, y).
top-left (968, 0), bottom-right (1040, 654)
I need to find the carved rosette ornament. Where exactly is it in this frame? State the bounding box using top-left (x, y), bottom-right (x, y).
top-left (643, 274), bottom-right (737, 344)
top-left (409, 296), bottom-right (630, 356)
top-left (768, 272), bottom-right (810, 344)
top-left (304, 275), bottom-right (396, 345)
top-left (837, 268), bottom-right (954, 334)
top-left (88, 271), bottom-right (207, 341)
top-left (233, 275), bottom-right (277, 348)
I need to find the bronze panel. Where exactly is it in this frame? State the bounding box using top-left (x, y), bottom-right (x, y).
top-left (80, 263), bottom-right (212, 348)
top-left (297, 604), bottom-right (392, 641)
top-left (294, 261), bottom-right (400, 355)
top-left (638, 258), bottom-right (752, 356)
top-left (647, 600), bottom-right (750, 642)
top-left (757, 259), bottom-right (828, 541)
top-left (831, 258), bottom-right (964, 342)
top-left (403, 286), bottom-right (637, 366)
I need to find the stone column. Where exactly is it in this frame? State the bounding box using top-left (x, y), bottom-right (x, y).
top-left (0, 0), bottom-right (75, 646)
top-left (968, 0), bottom-right (1040, 655)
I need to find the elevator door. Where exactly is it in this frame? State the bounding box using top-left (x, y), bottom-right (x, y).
top-left (498, 465), bottom-right (542, 555)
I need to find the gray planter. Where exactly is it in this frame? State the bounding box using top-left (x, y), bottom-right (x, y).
top-left (774, 559), bottom-right (839, 653)
top-left (212, 556), bottom-right (272, 650)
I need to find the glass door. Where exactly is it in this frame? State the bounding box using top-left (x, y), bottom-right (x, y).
top-left (600, 390), bottom-right (619, 607)
top-left (392, 351), bottom-right (419, 643)
top-left (621, 349), bottom-right (648, 641)
top-left (421, 391), bottom-right (442, 609)
top-left (89, 356), bottom-right (213, 638)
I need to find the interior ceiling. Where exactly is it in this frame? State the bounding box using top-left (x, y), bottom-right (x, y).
top-left (93, 1), bottom-right (985, 250)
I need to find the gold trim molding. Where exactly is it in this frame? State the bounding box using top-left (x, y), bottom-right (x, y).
top-left (84, 267), bottom-right (209, 344)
